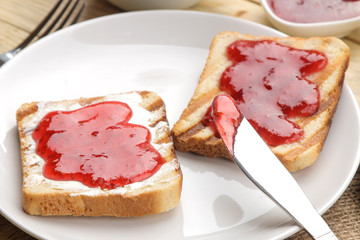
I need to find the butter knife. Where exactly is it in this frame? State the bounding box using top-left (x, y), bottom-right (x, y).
top-left (212, 94), bottom-right (338, 240)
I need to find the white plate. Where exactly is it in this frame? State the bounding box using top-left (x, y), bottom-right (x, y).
top-left (0, 10), bottom-right (359, 240)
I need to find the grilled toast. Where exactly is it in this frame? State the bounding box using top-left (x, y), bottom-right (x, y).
top-left (17, 91), bottom-right (182, 216)
top-left (171, 32), bottom-right (350, 172)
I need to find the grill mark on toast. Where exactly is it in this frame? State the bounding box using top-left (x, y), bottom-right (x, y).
top-left (180, 88), bottom-right (221, 119)
top-left (139, 92), bottom-right (176, 164)
top-left (276, 121), bottom-right (330, 163)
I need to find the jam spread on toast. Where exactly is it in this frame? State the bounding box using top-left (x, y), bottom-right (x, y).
top-left (32, 102), bottom-right (165, 190)
top-left (203, 40), bottom-right (327, 146)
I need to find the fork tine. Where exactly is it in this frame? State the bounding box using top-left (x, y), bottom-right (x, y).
top-left (66, 0), bottom-right (87, 26)
top-left (19, 0), bottom-right (86, 49)
top-left (37, 0), bottom-right (73, 38)
top-left (16, 0), bottom-right (63, 51)
top-left (57, 0), bottom-right (86, 29)
top-left (39, 0), bottom-right (86, 38)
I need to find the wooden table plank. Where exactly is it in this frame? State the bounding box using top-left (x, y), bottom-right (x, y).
top-left (0, 0), bottom-right (55, 53)
top-left (79, 0), bottom-right (119, 21)
top-left (0, 21), bottom-right (28, 53)
top-left (0, 0), bottom-right (56, 31)
top-left (349, 28), bottom-right (360, 44)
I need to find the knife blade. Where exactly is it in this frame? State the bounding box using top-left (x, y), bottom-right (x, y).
top-left (212, 94), bottom-right (338, 240)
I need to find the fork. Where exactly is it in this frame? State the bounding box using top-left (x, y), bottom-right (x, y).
top-left (0, 0), bottom-right (86, 67)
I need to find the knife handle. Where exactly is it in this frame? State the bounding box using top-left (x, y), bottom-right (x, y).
top-left (232, 118), bottom-right (338, 239)
top-left (212, 94), bottom-right (339, 240)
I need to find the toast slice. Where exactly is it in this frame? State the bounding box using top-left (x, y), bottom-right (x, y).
top-left (171, 32), bottom-right (350, 172)
top-left (17, 91), bottom-right (182, 216)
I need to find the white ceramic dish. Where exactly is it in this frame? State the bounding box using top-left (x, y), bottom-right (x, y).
top-left (261, 0), bottom-right (360, 37)
top-left (107, 0), bottom-right (199, 11)
top-left (0, 10), bottom-right (359, 240)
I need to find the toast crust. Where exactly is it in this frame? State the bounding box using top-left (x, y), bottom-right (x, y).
top-left (17, 91), bottom-right (182, 216)
top-left (171, 32), bottom-right (350, 172)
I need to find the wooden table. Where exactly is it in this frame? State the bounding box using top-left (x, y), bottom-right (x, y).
top-left (1, 0), bottom-right (359, 239)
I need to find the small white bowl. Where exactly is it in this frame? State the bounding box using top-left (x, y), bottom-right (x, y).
top-left (107, 0), bottom-right (199, 11)
top-left (261, 0), bottom-right (360, 38)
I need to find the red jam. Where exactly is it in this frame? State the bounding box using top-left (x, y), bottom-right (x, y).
top-left (202, 106), bottom-right (220, 138)
top-left (203, 40), bottom-right (327, 147)
top-left (212, 94), bottom-right (243, 154)
top-left (268, 0), bottom-right (360, 23)
top-left (32, 102), bottom-right (165, 190)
